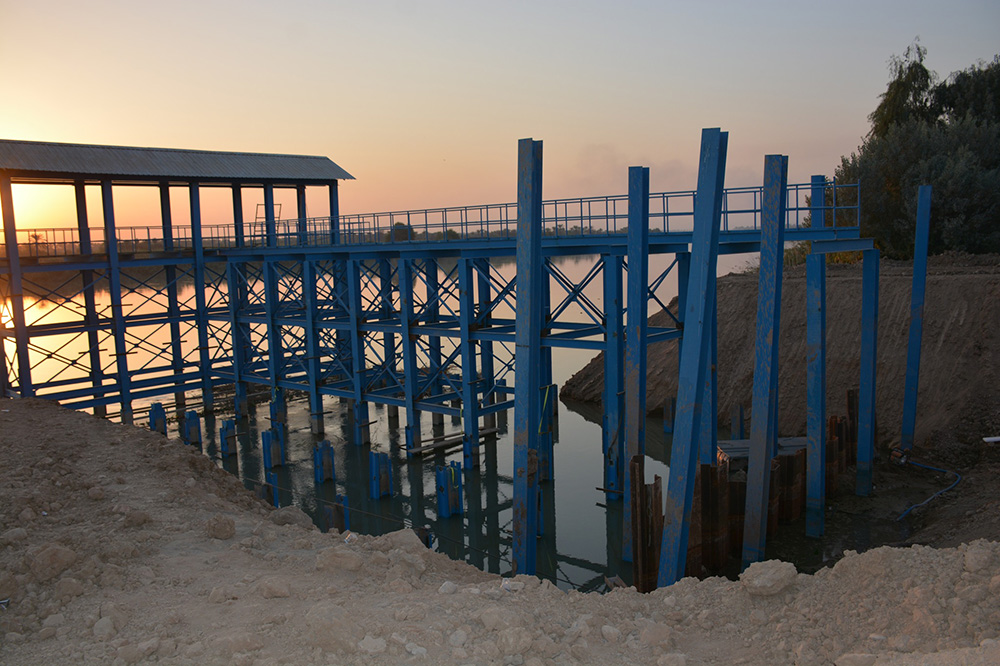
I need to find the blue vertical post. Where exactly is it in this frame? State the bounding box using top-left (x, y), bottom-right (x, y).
top-left (806, 253), bottom-right (827, 537)
top-left (857, 249), bottom-right (879, 495)
top-left (227, 261), bottom-right (249, 420)
top-left (76, 181), bottom-right (104, 415)
top-left (458, 258), bottom-right (481, 468)
top-left (477, 259), bottom-right (497, 430)
top-left (149, 402), bottom-right (167, 435)
top-left (303, 259), bottom-right (324, 434)
top-left (379, 258), bottom-right (399, 423)
top-left (602, 253), bottom-right (624, 499)
top-left (623, 165), bottom-right (650, 562)
top-left (698, 298), bottom-right (718, 464)
top-left (296, 184), bottom-right (308, 245)
top-left (232, 184), bottom-right (245, 248)
top-left (658, 129), bottom-right (728, 587)
top-left (0, 174), bottom-right (30, 398)
top-left (347, 259), bottom-right (370, 445)
top-left (328, 181), bottom-right (340, 245)
top-left (741, 155), bottom-right (788, 569)
top-left (512, 138), bottom-right (543, 576)
top-left (426, 262), bottom-right (443, 428)
top-left (264, 184), bottom-right (277, 246)
top-left (101, 180), bottom-right (132, 424)
top-left (900, 186), bottom-right (932, 451)
top-left (314, 439), bottom-right (335, 484)
top-left (220, 418), bottom-right (237, 457)
top-left (399, 259), bottom-right (421, 452)
top-left (189, 182), bottom-right (214, 411)
top-left (264, 260), bottom-right (282, 392)
top-left (160, 183), bottom-right (185, 413)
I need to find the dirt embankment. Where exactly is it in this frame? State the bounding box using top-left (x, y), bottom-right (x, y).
top-left (562, 254), bottom-right (1000, 462)
top-left (2, 398), bottom-right (1000, 665)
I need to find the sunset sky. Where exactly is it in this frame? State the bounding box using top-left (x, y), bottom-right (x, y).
top-left (1, 0), bottom-right (998, 228)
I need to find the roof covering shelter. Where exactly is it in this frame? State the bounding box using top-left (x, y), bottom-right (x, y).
top-left (0, 139), bottom-right (354, 185)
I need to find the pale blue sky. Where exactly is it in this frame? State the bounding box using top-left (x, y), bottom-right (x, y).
top-left (1, 0), bottom-right (997, 222)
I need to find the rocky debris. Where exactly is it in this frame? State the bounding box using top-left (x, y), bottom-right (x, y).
top-left (315, 546), bottom-right (363, 572)
top-left (27, 543), bottom-right (77, 582)
top-left (204, 513), bottom-right (236, 540)
top-left (269, 505), bottom-right (315, 530)
top-left (740, 560), bottom-right (798, 596)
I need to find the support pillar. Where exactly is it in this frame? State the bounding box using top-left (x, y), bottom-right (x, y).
top-left (76, 181), bottom-right (104, 415)
top-left (900, 186), bottom-right (931, 451)
top-left (303, 260), bottom-right (324, 434)
top-left (328, 181), bottom-right (340, 245)
top-left (0, 173), bottom-right (31, 398)
top-left (264, 183), bottom-right (277, 247)
top-left (226, 261), bottom-right (250, 422)
top-left (658, 128), bottom-right (728, 587)
top-left (232, 184), bottom-right (245, 248)
top-left (741, 155), bottom-right (788, 569)
top-left (458, 258), bottom-right (481, 468)
top-left (477, 259), bottom-right (497, 430)
top-left (806, 252), bottom-right (827, 537)
top-left (512, 137), bottom-right (543, 576)
top-left (623, 165), bottom-right (650, 562)
top-left (190, 182), bottom-right (213, 411)
top-left (698, 296), bottom-right (718, 464)
top-left (426, 262), bottom-right (444, 428)
top-left (347, 259), bottom-right (370, 445)
top-left (602, 253), bottom-right (624, 499)
top-left (399, 259), bottom-right (421, 452)
top-left (101, 180), bottom-right (132, 424)
top-left (379, 258), bottom-right (399, 423)
top-left (296, 184), bottom-right (308, 245)
top-left (160, 183), bottom-right (185, 413)
top-left (857, 248), bottom-right (879, 495)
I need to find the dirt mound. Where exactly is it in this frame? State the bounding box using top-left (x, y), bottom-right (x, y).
top-left (562, 254), bottom-right (1000, 462)
top-left (2, 397), bottom-right (1000, 664)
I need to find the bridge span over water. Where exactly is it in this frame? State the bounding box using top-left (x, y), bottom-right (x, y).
top-left (1, 130), bottom-right (878, 586)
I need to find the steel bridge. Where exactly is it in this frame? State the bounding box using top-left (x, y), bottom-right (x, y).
top-left (1, 131), bottom-right (879, 586)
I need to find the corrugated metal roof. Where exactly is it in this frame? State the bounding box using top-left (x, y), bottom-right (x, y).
top-left (0, 139), bottom-right (353, 182)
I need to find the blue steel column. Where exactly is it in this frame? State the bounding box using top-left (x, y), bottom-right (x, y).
top-left (399, 259), bottom-right (421, 452)
top-left (328, 182), bottom-right (340, 245)
top-left (296, 184), bottom-right (308, 245)
top-left (76, 181), bottom-right (104, 415)
top-left (857, 248), bottom-right (879, 495)
top-left (101, 180), bottom-right (132, 424)
top-left (512, 138), bottom-right (543, 576)
top-left (346, 259), bottom-right (371, 445)
top-left (264, 260), bottom-right (282, 391)
top-left (658, 129), bottom-right (728, 587)
top-left (476, 259), bottom-right (497, 430)
top-left (189, 183), bottom-right (214, 411)
top-left (623, 166), bottom-right (650, 563)
top-left (380, 258), bottom-right (399, 422)
top-left (0, 173), bottom-right (31, 397)
top-left (232, 184), bottom-right (245, 248)
top-left (900, 186), bottom-right (932, 451)
top-left (159, 183), bottom-right (186, 412)
top-left (741, 155), bottom-right (788, 569)
top-left (698, 298), bottom-right (718, 464)
top-left (303, 259), bottom-right (324, 434)
top-left (602, 253), bottom-right (624, 499)
top-left (226, 261), bottom-right (250, 422)
top-left (459, 258), bottom-right (481, 468)
top-left (264, 184), bottom-right (277, 247)
top-left (806, 252), bottom-right (827, 537)
top-left (426, 262), bottom-right (443, 428)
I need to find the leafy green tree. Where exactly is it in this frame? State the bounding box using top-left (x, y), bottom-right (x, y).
top-left (835, 45), bottom-right (1000, 258)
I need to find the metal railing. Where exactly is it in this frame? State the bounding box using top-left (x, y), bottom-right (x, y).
top-left (0, 181), bottom-right (858, 258)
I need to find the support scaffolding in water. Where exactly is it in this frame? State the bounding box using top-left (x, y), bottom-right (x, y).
top-left (1, 132), bottom-right (883, 588)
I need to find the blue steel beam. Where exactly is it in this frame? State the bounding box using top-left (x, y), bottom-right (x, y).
top-left (602, 253), bottom-right (624, 500)
top-left (303, 259), bottom-right (324, 434)
top-left (623, 165), bottom-right (650, 562)
top-left (900, 186), bottom-right (932, 451)
top-left (264, 184), bottom-right (277, 247)
top-left (296, 184), bottom-right (308, 245)
top-left (346, 259), bottom-right (371, 445)
top-left (806, 252), bottom-right (827, 537)
top-left (857, 248), bottom-right (879, 494)
top-left (477, 258), bottom-right (498, 430)
top-left (512, 138), bottom-right (543, 576)
top-left (329, 182), bottom-right (340, 245)
top-left (658, 128), bottom-right (728, 586)
top-left (741, 154), bottom-right (788, 569)
top-left (226, 261), bottom-right (250, 420)
top-left (699, 297), bottom-right (718, 464)
top-left (232, 184), bottom-right (245, 248)
top-left (159, 183), bottom-right (187, 412)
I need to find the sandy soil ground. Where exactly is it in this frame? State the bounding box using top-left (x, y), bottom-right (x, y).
top-left (2, 398), bottom-right (999, 665)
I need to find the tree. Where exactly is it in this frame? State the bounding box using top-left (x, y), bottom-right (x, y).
top-left (835, 45), bottom-right (1000, 258)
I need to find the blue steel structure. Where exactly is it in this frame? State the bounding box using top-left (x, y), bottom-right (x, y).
top-left (1, 133), bottom-right (874, 587)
